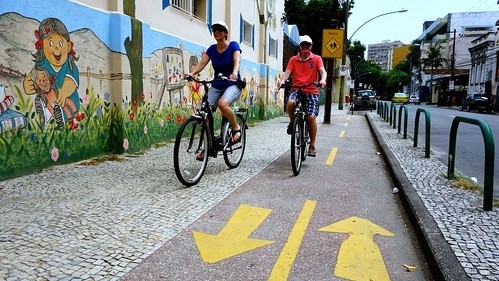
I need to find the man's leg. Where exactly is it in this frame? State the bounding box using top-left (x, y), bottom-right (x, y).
top-left (307, 115), bottom-right (317, 149)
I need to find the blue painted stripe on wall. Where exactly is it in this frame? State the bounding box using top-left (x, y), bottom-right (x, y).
top-left (162, 0), bottom-right (170, 10)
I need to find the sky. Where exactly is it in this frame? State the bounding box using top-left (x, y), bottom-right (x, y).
top-left (347, 0), bottom-right (499, 46)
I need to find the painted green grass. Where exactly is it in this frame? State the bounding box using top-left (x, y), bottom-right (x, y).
top-left (0, 85), bottom-right (283, 181)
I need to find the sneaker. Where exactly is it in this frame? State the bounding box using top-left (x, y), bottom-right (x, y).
top-left (308, 145), bottom-right (316, 157)
top-left (286, 123), bottom-right (293, 135)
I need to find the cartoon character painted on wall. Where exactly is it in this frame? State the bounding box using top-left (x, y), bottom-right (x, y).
top-left (273, 74), bottom-right (281, 103)
top-left (249, 77), bottom-right (255, 106)
top-left (22, 17), bottom-right (84, 130)
top-left (187, 55), bottom-right (201, 109)
top-left (32, 65), bottom-right (81, 130)
top-left (240, 77), bottom-right (248, 106)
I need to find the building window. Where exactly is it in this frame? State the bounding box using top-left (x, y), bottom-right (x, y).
top-left (171, 0), bottom-right (207, 20)
top-left (240, 17), bottom-right (254, 47)
top-left (269, 36), bottom-right (278, 58)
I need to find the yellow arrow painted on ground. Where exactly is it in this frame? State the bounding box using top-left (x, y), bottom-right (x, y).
top-left (319, 216), bottom-right (395, 281)
top-left (193, 204), bottom-right (274, 263)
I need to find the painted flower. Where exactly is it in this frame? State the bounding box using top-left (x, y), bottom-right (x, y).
top-left (129, 112), bottom-right (135, 121)
top-left (176, 115), bottom-right (182, 124)
top-left (50, 147), bottom-right (59, 162)
top-left (143, 125), bottom-right (148, 135)
top-left (159, 118), bottom-right (165, 127)
top-left (167, 114), bottom-right (172, 122)
top-left (82, 94), bottom-right (90, 104)
top-left (123, 139), bottom-right (129, 151)
top-left (140, 92), bottom-right (145, 100)
top-left (96, 106), bottom-right (103, 117)
top-left (103, 91), bottom-right (110, 101)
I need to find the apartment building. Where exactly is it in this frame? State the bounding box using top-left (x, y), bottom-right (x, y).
top-left (416, 11), bottom-right (499, 104)
top-left (367, 40), bottom-right (404, 72)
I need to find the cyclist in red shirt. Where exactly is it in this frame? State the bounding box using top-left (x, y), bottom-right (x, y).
top-left (279, 35), bottom-right (327, 157)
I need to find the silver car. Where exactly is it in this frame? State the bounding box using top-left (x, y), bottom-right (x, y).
top-left (353, 90), bottom-right (376, 109)
top-left (409, 95), bottom-right (420, 104)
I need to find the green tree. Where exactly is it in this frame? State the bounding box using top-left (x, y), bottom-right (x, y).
top-left (347, 39), bottom-right (366, 78)
top-left (421, 42), bottom-right (446, 101)
top-left (284, 0), bottom-right (354, 52)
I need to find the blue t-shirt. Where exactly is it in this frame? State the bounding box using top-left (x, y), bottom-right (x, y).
top-left (206, 41), bottom-right (241, 89)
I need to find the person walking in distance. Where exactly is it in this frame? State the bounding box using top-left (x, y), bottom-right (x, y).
top-left (279, 35), bottom-right (327, 157)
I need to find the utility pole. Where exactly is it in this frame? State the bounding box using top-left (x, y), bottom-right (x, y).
top-left (323, 0), bottom-right (339, 124)
top-left (450, 29), bottom-right (456, 104)
top-left (338, 0), bottom-right (349, 110)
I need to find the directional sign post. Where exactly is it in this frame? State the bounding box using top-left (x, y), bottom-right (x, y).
top-left (322, 29), bottom-right (344, 58)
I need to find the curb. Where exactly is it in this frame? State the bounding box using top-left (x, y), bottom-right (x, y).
top-left (366, 113), bottom-right (470, 281)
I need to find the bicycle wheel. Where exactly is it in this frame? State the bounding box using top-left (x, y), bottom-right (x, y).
top-left (290, 116), bottom-right (303, 175)
top-left (223, 114), bottom-right (246, 168)
top-left (301, 118), bottom-right (310, 161)
top-left (173, 117), bottom-right (209, 186)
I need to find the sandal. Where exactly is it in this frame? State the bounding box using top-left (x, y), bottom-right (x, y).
top-left (231, 128), bottom-right (242, 143)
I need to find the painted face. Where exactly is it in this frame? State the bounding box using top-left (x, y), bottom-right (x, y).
top-left (35, 70), bottom-right (51, 92)
top-left (42, 32), bottom-right (70, 68)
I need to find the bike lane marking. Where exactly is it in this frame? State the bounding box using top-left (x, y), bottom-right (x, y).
top-left (192, 205), bottom-right (274, 263)
top-left (325, 147), bottom-right (338, 165)
top-left (319, 216), bottom-right (395, 281)
top-left (191, 200), bottom-right (397, 280)
top-left (268, 199), bottom-right (316, 281)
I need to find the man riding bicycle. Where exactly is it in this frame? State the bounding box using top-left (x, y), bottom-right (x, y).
top-left (278, 35), bottom-right (327, 157)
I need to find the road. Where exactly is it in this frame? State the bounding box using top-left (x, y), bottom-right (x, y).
top-left (123, 113), bottom-right (435, 280)
top-left (401, 103), bottom-right (499, 199)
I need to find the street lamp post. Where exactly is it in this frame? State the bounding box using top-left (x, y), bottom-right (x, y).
top-left (338, 8), bottom-right (408, 110)
top-left (348, 9), bottom-right (408, 41)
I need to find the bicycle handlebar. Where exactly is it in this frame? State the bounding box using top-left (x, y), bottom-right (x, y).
top-left (184, 73), bottom-right (246, 89)
top-left (279, 81), bottom-right (320, 90)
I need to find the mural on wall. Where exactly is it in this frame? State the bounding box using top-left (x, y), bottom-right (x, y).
top-left (0, 1), bottom-right (284, 180)
top-left (23, 18), bottom-right (84, 130)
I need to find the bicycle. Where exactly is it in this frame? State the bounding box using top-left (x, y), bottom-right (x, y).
top-left (280, 81), bottom-right (319, 175)
top-left (173, 75), bottom-right (248, 186)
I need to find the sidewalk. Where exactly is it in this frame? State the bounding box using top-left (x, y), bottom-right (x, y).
top-left (367, 110), bottom-right (499, 281)
top-left (0, 104), bottom-right (497, 280)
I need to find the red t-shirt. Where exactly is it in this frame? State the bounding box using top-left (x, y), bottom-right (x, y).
top-left (285, 53), bottom-right (324, 94)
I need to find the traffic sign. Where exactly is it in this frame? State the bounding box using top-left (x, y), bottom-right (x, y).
top-left (322, 29), bottom-right (344, 58)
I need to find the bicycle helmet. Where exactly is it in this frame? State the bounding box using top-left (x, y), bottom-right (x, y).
top-left (211, 21), bottom-right (228, 33)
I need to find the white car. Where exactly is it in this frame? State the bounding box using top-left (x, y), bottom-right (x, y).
top-left (408, 95), bottom-right (420, 104)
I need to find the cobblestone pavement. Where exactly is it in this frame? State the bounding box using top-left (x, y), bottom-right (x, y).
top-left (0, 106), bottom-right (498, 281)
top-left (368, 111), bottom-right (499, 281)
top-left (0, 116), bottom-right (292, 281)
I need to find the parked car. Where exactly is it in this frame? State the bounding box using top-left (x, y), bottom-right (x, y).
top-left (459, 94), bottom-right (493, 113)
top-left (392, 93), bottom-right (408, 104)
top-left (352, 89), bottom-right (376, 109)
top-left (408, 95), bottom-right (420, 104)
